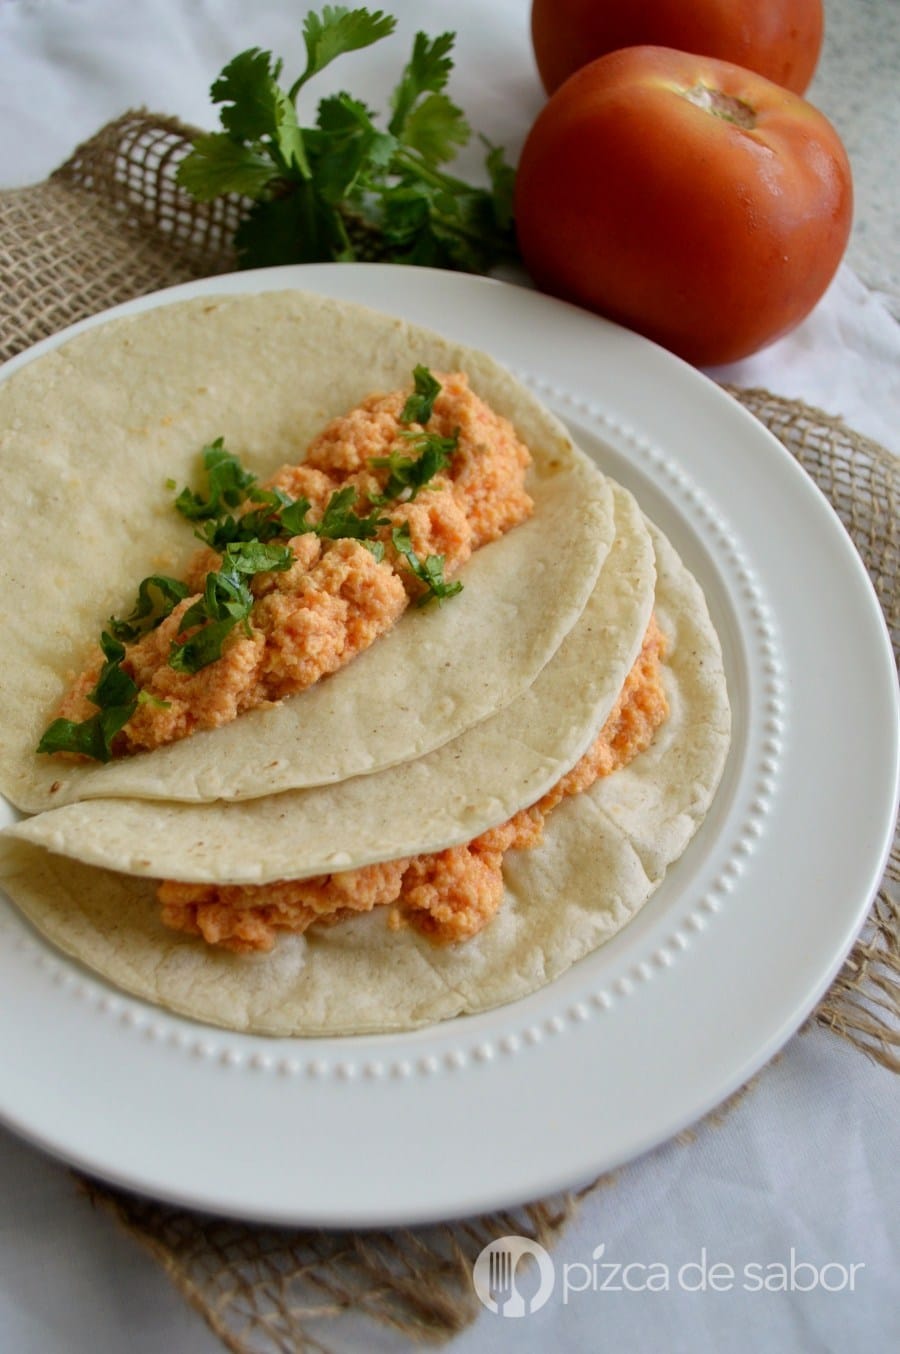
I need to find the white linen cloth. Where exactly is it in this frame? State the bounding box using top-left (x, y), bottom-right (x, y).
top-left (0, 3), bottom-right (897, 1351)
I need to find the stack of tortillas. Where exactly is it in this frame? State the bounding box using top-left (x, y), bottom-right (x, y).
top-left (0, 291), bottom-right (730, 1035)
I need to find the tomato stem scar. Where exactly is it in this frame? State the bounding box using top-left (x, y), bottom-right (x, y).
top-left (682, 84), bottom-right (757, 129)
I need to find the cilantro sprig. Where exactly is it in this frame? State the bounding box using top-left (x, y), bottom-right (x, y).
top-left (316, 485), bottom-right (389, 539)
top-left (167, 543), bottom-right (289, 675)
top-left (391, 523), bottom-right (462, 605)
top-left (369, 365), bottom-right (457, 503)
top-left (173, 438), bottom-right (258, 520)
top-left (37, 633), bottom-right (141, 763)
top-left (108, 574), bottom-right (191, 643)
top-left (197, 488), bottom-right (294, 548)
top-left (400, 363), bottom-right (442, 424)
top-left (173, 442), bottom-right (389, 549)
top-left (370, 430), bottom-right (457, 504)
top-left (176, 9), bottom-right (516, 273)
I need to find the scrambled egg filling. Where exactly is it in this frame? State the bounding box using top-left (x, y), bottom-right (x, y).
top-left (158, 618), bottom-right (668, 952)
top-left (54, 373), bottom-right (533, 754)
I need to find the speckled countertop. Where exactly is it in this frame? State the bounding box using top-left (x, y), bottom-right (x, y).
top-left (810, 0), bottom-right (900, 315)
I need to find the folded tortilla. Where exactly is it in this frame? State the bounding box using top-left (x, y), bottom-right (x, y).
top-left (0, 517), bottom-right (730, 1036)
top-left (0, 290), bottom-right (613, 813)
top-left (5, 483), bottom-right (655, 880)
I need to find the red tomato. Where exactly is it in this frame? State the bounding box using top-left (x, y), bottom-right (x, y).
top-left (514, 46), bottom-right (852, 366)
top-left (532, 0), bottom-right (824, 95)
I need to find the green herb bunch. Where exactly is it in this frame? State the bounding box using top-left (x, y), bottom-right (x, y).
top-left (176, 6), bottom-right (516, 273)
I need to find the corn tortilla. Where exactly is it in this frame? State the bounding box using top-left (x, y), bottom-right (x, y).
top-left (0, 518), bottom-right (730, 1036)
top-left (6, 482), bottom-right (655, 880)
top-left (0, 291), bottom-right (613, 813)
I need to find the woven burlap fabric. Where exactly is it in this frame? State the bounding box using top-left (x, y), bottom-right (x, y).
top-left (2, 113), bottom-right (898, 1353)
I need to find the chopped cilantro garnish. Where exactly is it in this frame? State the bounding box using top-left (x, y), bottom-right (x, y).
top-left (170, 490), bottom-right (390, 673)
top-left (37, 631), bottom-right (140, 762)
top-left (168, 570), bottom-right (253, 674)
top-left (173, 438), bottom-right (258, 521)
top-left (175, 10), bottom-right (517, 274)
top-left (197, 488), bottom-right (291, 548)
top-left (370, 429), bottom-right (457, 503)
top-left (90, 632), bottom-right (139, 708)
top-left (178, 443), bottom-right (391, 547)
top-left (177, 567), bottom-right (254, 635)
top-left (108, 574), bottom-right (191, 642)
top-left (277, 496), bottom-right (315, 536)
top-left (317, 486), bottom-right (389, 539)
top-left (167, 542), bottom-right (292, 674)
top-left (391, 523), bottom-right (462, 605)
top-left (168, 617), bottom-right (247, 674)
top-left (220, 539), bottom-right (294, 575)
top-left (137, 690), bottom-right (171, 710)
top-left (400, 363), bottom-right (442, 425)
top-left (36, 707), bottom-right (136, 763)
top-left (369, 367), bottom-right (456, 502)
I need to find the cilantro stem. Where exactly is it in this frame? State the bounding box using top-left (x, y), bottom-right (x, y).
top-left (391, 147), bottom-right (472, 195)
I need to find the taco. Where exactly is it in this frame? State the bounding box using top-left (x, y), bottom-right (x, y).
top-left (0, 515), bottom-right (730, 1036)
top-left (0, 291), bottom-right (613, 814)
top-left (9, 482), bottom-right (655, 883)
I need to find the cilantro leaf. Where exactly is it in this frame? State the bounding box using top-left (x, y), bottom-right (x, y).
top-left (316, 486), bottom-right (388, 539)
top-left (211, 48), bottom-right (309, 175)
top-left (184, 569), bottom-right (254, 627)
top-left (234, 186), bottom-right (353, 267)
top-left (370, 428), bottom-right (457, 503)
top-left (211, 49), bottom-right (284, 141)
top-left (311, 93), bottom-right (398, 204)
top-left (199, 487), bottom-right (301, 547)
top-left (168, 567), bottom-right (255, 673)
top-left (391, 523), bottom-right (463, 605)
top-left (36, 707), bottom-right (136, 763)
top-left (389, 32), bottom-right (455, 137)
top-left (400, 364), bottom-right (442, 424)
top-left (293, 7), bottom-right (396, 95)
top-left (221, 540), bottom-right (294, 575)
top-left (278, 496), bottom-right (315, 535)
top-left (176, 133), bottom-right (277, 201)
top-left (90, 633), bottom-right (139, 711)
top-left (316, 90), bottom-right (376, 135)
top-left (167, 541), bottom-right (293, 674)
top-left (109, 575), bottom-right (191, 642)
top-left (400, 92), bottom-right (469, 166)
top-left (37, 630), bottom-right (140, 762)
top-left (168, 618), bottom-right (247, 675)
top-left (174, 439), bottom-right (258, 520)
top-left (426, 180), bottom-right (513, 272)
top-left (377, 171), bottom-right (508, 273)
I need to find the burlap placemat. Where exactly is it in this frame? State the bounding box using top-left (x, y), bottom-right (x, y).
top-left (2, 113), bottom-right (898, 1352)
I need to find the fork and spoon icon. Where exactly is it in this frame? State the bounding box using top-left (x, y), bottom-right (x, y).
top-left (488, 1246), bottom-right (530, 1317)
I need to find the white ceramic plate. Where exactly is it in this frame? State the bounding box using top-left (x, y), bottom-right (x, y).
top-left (0, 265), bottom-right (896, 1227)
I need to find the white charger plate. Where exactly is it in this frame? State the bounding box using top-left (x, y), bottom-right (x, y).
top-left (0, 264), bottom-right (896, 1227)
